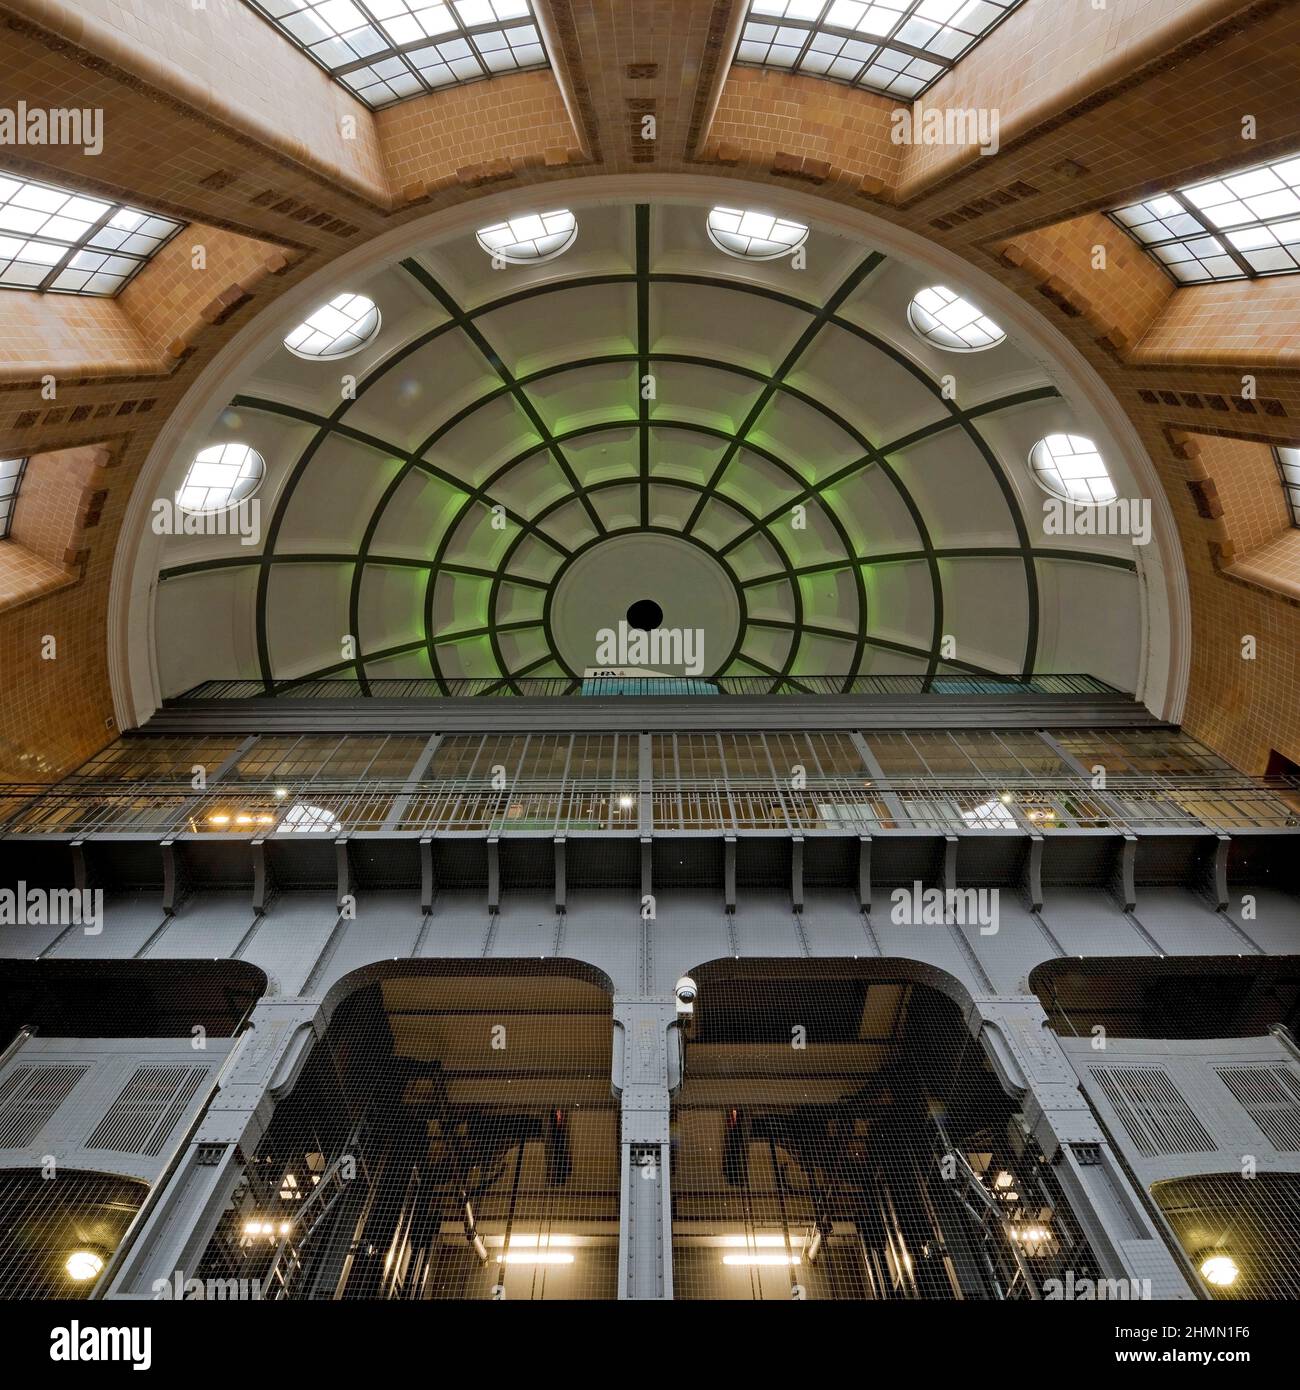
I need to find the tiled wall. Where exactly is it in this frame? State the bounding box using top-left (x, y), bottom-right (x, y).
top-left (2, 0), bottom-right (1300, 782)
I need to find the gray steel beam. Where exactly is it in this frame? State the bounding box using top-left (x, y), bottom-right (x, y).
top-left (380, 733), bottom-right (441, 831)
top-left (143, 692), bottom-right (1162, 736)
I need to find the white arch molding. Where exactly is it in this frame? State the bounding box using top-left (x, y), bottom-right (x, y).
top-left (109, 174), bottom-right (1189, 726)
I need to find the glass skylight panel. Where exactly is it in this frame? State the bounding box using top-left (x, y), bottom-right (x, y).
top-left (244, 0), bottom-right (548, 109)
top-left (476, 209), bottom-right (577, 263)
top-left (735, 0), bottom-right (1025, 99)
top-left (177, 445), bottom-right (266, 514)
top-left (908, 284), bottom-right (1005, 350)
top-left (0, 175), bottom-right (183, 296)
top-left (1030, 434), bottom-right (1117, 507)
top-left (707, 206), bottom-right (810, 260)
top-left (284, 293), bottom-right (382, 359)
top-left (1275, 447), bottom-right (1300, 528)
top-left (0, 457), bottom-right (28, 538)
top-left (277, 802), bottom-right (342, 833)
top-left (1110, 153), bottom-right (1300, 282)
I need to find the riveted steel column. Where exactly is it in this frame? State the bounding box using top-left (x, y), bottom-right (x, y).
top-left (612, 997), bottom-right (678, 1300)
top-left (971, 997), bottom-right (1195, 1299)
top-left (102, 999), bottom-right (321, 1298)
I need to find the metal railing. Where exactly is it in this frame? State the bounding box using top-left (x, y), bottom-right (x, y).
top-left (2, 773), bottom-right (1296, 839)
top-left (171, 673), bottom-right (1123, 702)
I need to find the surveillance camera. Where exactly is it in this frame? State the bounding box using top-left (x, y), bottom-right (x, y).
top-left (674, 976), bottom-right (697, 1012)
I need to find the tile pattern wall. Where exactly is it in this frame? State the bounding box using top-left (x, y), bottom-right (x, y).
top-left (1, 0), bottom-right (1299, 781)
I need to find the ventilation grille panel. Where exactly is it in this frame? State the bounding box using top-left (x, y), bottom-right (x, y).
top-left (87, 1065), bottom-right (208, 1156)
top-left (1091, 1064), bottom-right (1216, 1157)
top-left (0, 1065), bottom-right (89, 1147)
top-left (1216, 1065), bottom-right (1300, 1152)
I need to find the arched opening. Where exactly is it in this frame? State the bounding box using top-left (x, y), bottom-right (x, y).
top-left (669, 958), bottom-right (1098, 1300)
top-left (194, 960), bottom-right (618, 1300)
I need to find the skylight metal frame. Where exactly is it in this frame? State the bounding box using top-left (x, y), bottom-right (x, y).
top-left (0, 456), bottom-right (29, 538)
top-left (733, 0), bottom-right (1027, 101)
top-left (241, 0), bottom-right (550, 110)
top-left (1274, 447), bottom-right (1300, 529)
top-left (907, 283), bottom-right (1005, 352)
top-left (1029, 434), bottom-right (1117, 508)
top-left (177, 444), bottom-right (267, 516)
top-left (1108, 152), bottom-right (1300, 285)
top-left (0, 175), bottom-right (185, 297)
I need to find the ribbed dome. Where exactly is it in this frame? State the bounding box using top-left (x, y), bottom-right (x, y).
top-left (150, 199), bottom-right (1149, 696)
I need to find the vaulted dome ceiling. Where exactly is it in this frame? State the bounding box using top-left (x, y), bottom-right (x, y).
top-left (136, 193), bottom-right (1172, 703)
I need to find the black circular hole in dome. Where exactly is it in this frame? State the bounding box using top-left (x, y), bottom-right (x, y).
top-left (626, 599), bottom-right (663, 632)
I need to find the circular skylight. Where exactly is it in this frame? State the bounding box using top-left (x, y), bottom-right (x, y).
top-left (476, 210), bottom-right (577, 264)
top-left (1030, 434), bottom-right (1118, 506)
top-left (284, 293), bottom-right (382, 360)
top-left (176, 443), bottom-right (265, 514)
top-left (908, 285), bottom-right (1006, 352)
top-left (707, 206), bottom-right (809, 260)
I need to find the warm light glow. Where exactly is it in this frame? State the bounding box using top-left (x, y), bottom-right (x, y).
top-left (208, 813), bottom-right (230, 825)
top-left (65, 1250), bottom-right (104, 1282)
top-left (498, 1251), bottom-right (575, 1265)
top-left (719, 1234), bottom-right (799, 1247)
top-left (722, 1253), bottom-right (801, 1266)
top-left (1200, 1254), bottom-right (1239, 1287)
top-left (243, 1218), bottom-right (288, 1238)
top-left (618, 794), bottom-right (634, 809)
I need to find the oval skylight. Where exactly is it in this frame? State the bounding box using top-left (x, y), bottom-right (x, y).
top-left (476, 210), bottom-right (577, 264)
top-left (908, 285), bottom-right (1006, 352)
top-left (1030, 434), bottom-right (1118, 506)
top-left (283, 293), bottom-right (381, 360)
top-left (707, 206), bottom-right (809, 261)
top-left (176, 443), bottom-right (265, 514)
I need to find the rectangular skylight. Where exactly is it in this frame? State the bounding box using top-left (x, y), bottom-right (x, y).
top-left (0, 457), bottom-right (28, 538)
top-left (734, 0), bottom-right (1026, 100)
top-left (0, 175), bottom-right (185, 297)
top-left (1110, 152), bottom-right (1300, 283)
top-left (1276, 447), bottom-right (1300, 528)
top-left (243, 0), bottom-right (550, 109)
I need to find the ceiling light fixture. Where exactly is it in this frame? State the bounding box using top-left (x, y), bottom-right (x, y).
top-left (64, 1250), bottom-right (104, 1282)
top-left (1200, 1254), bottom-right (1239, 1287)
